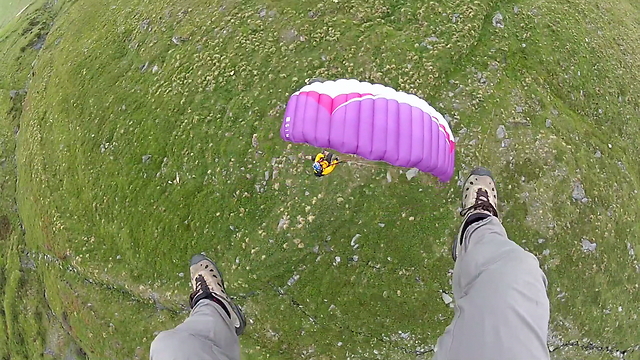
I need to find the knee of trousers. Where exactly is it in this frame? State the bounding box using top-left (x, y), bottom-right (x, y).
top-left (150, 330), bottom-right (186, 359)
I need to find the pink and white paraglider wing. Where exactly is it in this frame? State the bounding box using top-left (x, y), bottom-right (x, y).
top-left (281, 79), bottom-right (456, 182)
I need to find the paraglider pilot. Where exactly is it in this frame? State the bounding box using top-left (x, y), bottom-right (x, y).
top-left (312, 150), bottom-right (340, 177)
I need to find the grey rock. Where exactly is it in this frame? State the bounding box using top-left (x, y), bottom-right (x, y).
top-left (386, 170), bottom-right (392, 183)
top-left (140, 19), bottom-right (150, 31)
top-left (427, 36), bottom-right (439, 42)
top-left (595, 150), bottom-right (602, 158)
top-left (258, 8), bottom-right (267, 17)
top-left (441, 292), bottom-right (453, 304)
top-left (172, 36), bottom-right (188, 45)
top-left (351, 234), bottom-right (361, 249)
top-left (542, 249), bottom-right (550, 256)
top-left (627, 242), bottom-right (635, 257)
top-left (581, 238), bottom-right (597, 252)
top-left (551, 109), bottom-right (559, 116)
top-left (618, 161), bottom-right (627, 172)
top-left (152, 65), bottom-right (160, 73)
top-left (287, 274), bottom-right (300, 286)
top-left (515, 106), bottom-right (524, 113)
top-left (32, 34), bottom-right (46, 50)
top-left (156, 157), bottom-right (169, 177)
top-left (572, 182), bottom-right (586, 202)
top-left (492, 12), bottom-right (504, 28)
top-left (251, 133), bottom-right (259, 147)
top-left (545, 119), bottom-right (552, 128)
top-left (9, 90), bottom-right (17, 98)
top-left (20, 254), bottom-right (36, 269)
top-left (496, 125), bottom-right (507, 139)
top-left (406, 168), bottom-right (419, 180)
top-left (150, 293), bottom-right (166, 310)
top-left (281, 29), bottom-right (299, 43)
top-left (457, 170), bottom-right (465, 187)
top-left (502, 139), bottom-right (512, 148)
top-left (142, 154), bottom-right (152, 163)
top-left (514, 5), bottom-right (520, 13)
top-left (277, 217), bottom-right (288, 231)
top-left (307, 77), bottom-right (326, 84)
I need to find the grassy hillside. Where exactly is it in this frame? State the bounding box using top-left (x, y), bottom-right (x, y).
top-left (0, 0), bottom-right (33, 28)
top-left (1, 0), bottom-right (639, 359)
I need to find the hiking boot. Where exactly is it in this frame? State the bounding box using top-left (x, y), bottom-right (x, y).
top-left (189, 254), bottom-right (246, 336)
top-left (452, 167), bottom-right (499, 261)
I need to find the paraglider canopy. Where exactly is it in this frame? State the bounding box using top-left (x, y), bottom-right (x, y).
top-left (280, 79), bottom-right (455, 182)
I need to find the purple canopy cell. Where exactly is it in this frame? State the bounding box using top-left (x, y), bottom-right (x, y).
top-left (280, 79), bottom-right (456, 182)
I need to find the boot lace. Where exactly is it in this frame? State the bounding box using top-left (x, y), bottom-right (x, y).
top-left (192, 275), bottom-right (211, 297)
top-left (460, 188), bottom-right (498, 217)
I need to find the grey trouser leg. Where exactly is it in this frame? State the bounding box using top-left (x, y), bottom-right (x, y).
top-left (150, 300), bottom-right (240, 360)
top-left (433, 217), bottom-right (550, 360)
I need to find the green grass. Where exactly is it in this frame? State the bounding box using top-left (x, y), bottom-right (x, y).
top-left (0, 0), bottom-right (33, 28)
top-left (0, 2), bottom-right (54, 358)
top-left (1, 0), bottom-right (639, 358)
